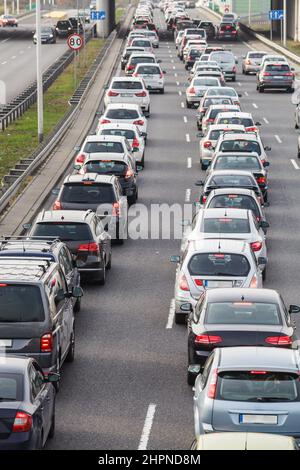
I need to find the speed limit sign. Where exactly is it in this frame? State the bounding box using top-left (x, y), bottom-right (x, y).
top-left (67, 34), bottom-right (84, 51)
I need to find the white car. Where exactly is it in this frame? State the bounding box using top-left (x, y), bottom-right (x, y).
top-left (214, 112), bottom-right (261, 132)
top-left (175, 30), bottom-right (184, 48)
top-left (242, 50), bottom-right (268, 74)
top-left (260, 54), bottom-right (288, 69)
top-left (186, 76), bottom-right (221, 108)
top-left (73, 134), bottom-right (134, 167)
top-left (213, 132), bottom-right (271, 164)
top-left (98, 103), bottom-right (148, 138)
top-left (104, 76), bottom-right (150, 116)
top-left (130, 37), bottom-right (154, 54)
top-left (133, 63), bottom-right (165, 93)
top-left (97, 122), bottom-right (146, 166)
top-left (201, 104), bottom-right (241, 135)
top-left (125, 52), bottom-right (159, 75)
top-left (138, 29), bottom-right (159, 47)
top-left (203, 86), bottom-right (241, 106)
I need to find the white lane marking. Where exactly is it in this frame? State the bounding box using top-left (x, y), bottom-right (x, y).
top-left (238, 82), bottom-right (242, 87)
top-left (243, 40), bottom-right (255, 50)
top-left (179, 90), bottom-right (182, 96)
top-left (28, 46), bottom-right (31, 49)
top-left (185, 188), bottom-right (191, 202)
top-left (173, 65), bottom-right (176, 70)
top-left (244, 91), bottom-right (249, 96)
top-left (171, 59), bottom-right (174, 63)
top-left (176, 81), bottom-right (180, 86)
top-left (138, 404), bottom-right (157, 450)
top-left (263, 117), bottom-right (269, 124)
top-left (183, 116), bottom-right (187, 123)
top-left (187, 157), bottom-right (192, 168)
top-left (275, 134), bottom-right (282, 143)
top-left (19, 50), bottom-right (24, 54)
top-left (166, 299), bottom-right (175, 329)
top-left (291, 159), bottom-right (300, 170)
top-left (11, 56), bottom-right (16, 59)
top-left (181, 101), bottom-right (185, 108)
top-left (186, 133), bottom-right (190, 142)
top-left (252, 103), bottom-right (258, 109)
top-left (174, 72), bottom-right (178, 77)
top-left (1, 61), bottom-right (7, 65)
top-left (0, 38), bottom-right (9, 44)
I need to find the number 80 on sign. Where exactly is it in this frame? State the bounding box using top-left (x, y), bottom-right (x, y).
top-left (67, 34), bottom-right (84, 51)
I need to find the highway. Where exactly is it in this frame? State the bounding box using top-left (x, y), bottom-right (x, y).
top-left (34, 5), bottom-right (300, 449)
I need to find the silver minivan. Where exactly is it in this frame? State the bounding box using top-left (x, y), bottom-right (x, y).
top-left (208, 51), bottom-right (237, 81)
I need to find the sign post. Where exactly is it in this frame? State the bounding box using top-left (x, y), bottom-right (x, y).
top-left (269, 10), bottom-right (285, 43)
top-left (67, 34), bottom-right (84, 90)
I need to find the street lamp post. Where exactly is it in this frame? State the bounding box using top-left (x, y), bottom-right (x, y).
top-left (248, 0), bottom-right (251, 27)
top-left (36, 0), bottom-right (43, 143)
top-left (283, 0), bottom-right (287, 47)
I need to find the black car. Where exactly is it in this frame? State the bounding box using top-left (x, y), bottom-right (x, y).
top-left (0, 237), bottom-right (82, 312)
top-left (199, 21), bottom-right (215, 39)
top-left (0, 357), bottom-right (58, 449)
top-left (185, 48), bottom-right (203, 70)
top-left (55, 20), bottom-right (73, 38)
top-left (216, 22), bottom-right (238, 40)
top-left (187, 288), bottom-right (300, 385)
top-left (33, 26), bottom-right (56, 44)
top-left (68, 17), bottom-right (84, 34)
top-left (27, 210), bottom-right (112, 285)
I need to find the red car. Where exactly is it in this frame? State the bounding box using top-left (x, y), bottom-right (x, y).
top-left (0, 14), bottom-right (18, 27)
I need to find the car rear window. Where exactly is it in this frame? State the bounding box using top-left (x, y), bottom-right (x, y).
top-left (220, 140), bottom-right (261, 155)
top-left (186, 29), bottom-right (203, 35)
top-left (210, 52), bottom-right (235, 63)
top-left (205, 302), bottom-right (282, 325)
top-left (209, 129), bottom-right (243, 140)
top-left (216, 371), bottom-right (300, 402)
top-left (83, 160), bottom-right (128, 177)
top-left (130, 56), bottom-right (155, 64)
top-left (203, 98), bottom-right (232, 107)
top-left (101, 129), bottom-right (135, 140)
top-left (131, 40), bottom-right (152, 47)
top-left (61, 183), bottom-right (116, 204)
top-left (208, 108), bottom-right (236, 119)
top-left (208, 194), bottom-right (260, 218)
top-left (214, 155), bottom-right (261, 171)
top-left (112, 81), bottom-right (143, 90)
top-left (0, 373), bottom-right (23, 401)
top-left (188, 253), bottom-right (250, 277)
top-left (33, 222), bottom-right (92, 241)
top-left (218, 117), bottom-right (254, 127)
top-left (194, 78), bottom-right (220, 87)
top-left (190, 50), bottom-right (202, 57)
top-left (137, 65), bottom-right (160, 74)
top-left (202, 217), bottom-right (250, 234)
top-left (106, 109), bottom-right (139, 119)
top-left (0, 285), bottom-right (44, 322)
top-left (200, 22), bottom-right (213, 27)
top-left (249, 52), bottom-right (266, 59)
top-left (207, 88), bottom-right (236, 97)
top-left (83, 142), bottom-right (124, 153)
top-left (208, 175), bottom-right (255, 188)
top-left (265, 64), bottom-right (290, 72)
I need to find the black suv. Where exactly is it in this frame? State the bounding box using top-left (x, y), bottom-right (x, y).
top-left (0, 237), bottom-right (82, 312)
top-left (55, 20), bottom-right (73, 38)
top-left (27, 210), bottom-right (112, 285)
top-left (0, 259), bottom-right (82, 386)
top-left (199, 21), bottom-right (215, 39)
top-left (68, 17), bottom-right (84, 34)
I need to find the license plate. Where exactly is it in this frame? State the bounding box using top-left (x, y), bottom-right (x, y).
top-left (240, 414), bottom-right (278, 424)
top-left (0, 339), bottom-right (12, 347)
top-left (274, 76), bottom-right (284, 79)
top-left (204, 280), bottom-right (232, 288)
top-left (145, 75), bottom-right (154, 78)
top-left (121, 93), bottom-right (132, 97)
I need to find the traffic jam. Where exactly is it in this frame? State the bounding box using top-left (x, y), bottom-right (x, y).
top-left (1, 0), bottom-right (300, 452)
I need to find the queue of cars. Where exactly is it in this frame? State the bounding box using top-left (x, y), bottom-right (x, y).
top-left (161, 0), bottom-right (300, 449)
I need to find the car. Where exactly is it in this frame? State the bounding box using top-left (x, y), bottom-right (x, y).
top-left (193, 347), bottom-right (300, 443)
top-left (97, 122), bottom-right (146, 166)
top-left (121, 46), bottom-right (146, 70)
top-left (68, 17), bottom-right (84, 34)
top-left (78, 10), bottom-right (90, 24)
top-left (186, 77), bottom-right (221, 108)
top-left (216, 22), bottom-right (238, 41)
top-left (214, 112), bottom-right (261, 132)
top-left (55, 20), bottom-right (73, 37)
top-left (198, 21), bottom-right (215, 38)
top-left (175, 19), bottom-right (194, 33)
top-left (222, 12), bottom-right (239, 24)
top-left (179, 29), bottom-right (206, 59)
top-left (213, 132), bottom-right (271, 165)
top-left (98, 103), bottom-right (148, 137)
top-left (257, 62), bottom-right (295, 93)
top-left (187, 288), bottom-right (299, 384)
top-left (133, 63), bottom-right (165, 93)
top-left (198, 54), bottom-right (209, 62)
top-left (0, 259), bottom-right (81, 382)
top-left (185, 47), bottom-right (205, 70)
top-left (192, 70), bottom-right (226, 87)
top-left (0, 356), bottom-right (58, 450)
top-left (196, 96), bottom-right (237, 130)
top-left (138, 29), bottom-right (159, 47)
top-left (260, 54), bottom-right (288, 69)
top-left (191, 432), bottom-right (298, 450)
top-left (183, 39), bottom-right (207, 62)
top-left (104, 77), bottom-right (150, 117)
top-left (185, 1), bottom-right (196, 8)
top-left (242, 50), bottom-right (268, 74)
top-left (27, 210), bottom-right (112, 284)
top-left (52, 174), bottom-right (128, 243)
top-left (203, 87), bottom-right (241, 106)
top-left (175, 30), bottom-right (184, 48)
top-left (207, 153), bottom-right (269, 200)
top-left (199, 125), bottom-right (246, 169)
top-left (189, 63), bottom-right (222, 80)
top-left (0, 14), bottom-right (18, 27)
top-left (33, 26), bottom-right (56, 44)
top-left (0, 237), bottom-right (82, 312)
top-left (171, 238), bottom-right (265, 324)
top-left (130, 37), bottom-right (154, 53)
top-left (201, 105), bottom-right (240, 135)
top-left (208, 51), bottom-right (238, 81)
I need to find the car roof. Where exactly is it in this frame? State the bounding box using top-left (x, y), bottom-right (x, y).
top-left (188, 238), bottom-right (248, 253)
top-left (219, 133), bottom-right (259, 141)
top-left (0, 258), bottom-right (56, 281)
top-left (247, 50), bottom-right (268, 55)
top-left (135, 62), bottom-right (161, 68)
top-left (111, 76), bottom-right (144, 82)
top-left (205, 287), bottom-right (280, 303)
top-left (218, 347), bottom-right (300, 372)
top-left (36, 210), bottom-right (93, 223)
top-left (129, 52), bottom-right (156, 58)
top-left (98, 123), bottom-right (138, 131)
top-left (207, 169), bottom-right (256, 178)
top-left (83, 152), bottom-right (128, 162)
top-left (209, 187), bottom-right (257, 196)
top-left (208, 124), bottom-right (245, 131)
top-left (208, 104), bottom-right (239, 110)
top-left (0, 356), bottom-right (32, 373)
top-left (84, 135), bottom-right (127, 143)
top-left (201, 207), bottom-right (249, 219)
top-left (105, 103), bottom-right (141, 110)
top-left (216, 112), bottom-right (253, 118)
top-left (63, 173), bottom-right (116, 184)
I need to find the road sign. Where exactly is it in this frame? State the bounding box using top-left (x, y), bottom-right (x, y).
top-left (90, 10), bottom-right (106, 21)
top-left (269, 10), bottom-right (284, 21)
top-left (67, 34), bottom-right (84, 51)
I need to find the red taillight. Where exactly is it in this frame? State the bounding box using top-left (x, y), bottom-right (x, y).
top-left (188, 86), bottom-right (195, 94)
top-left (75, 153), bottom-right (87, 164)
top-left (195, 335), bottom-right (222, 344)
top-left (53, 200), bottom-right (62, 211)
top-left (40, 333), bottom-right (53, 352)
top-left (250, 370), bottom-right (267, 375)
top-left (250, 275), bottom-right (258, 288)
top-left (263, 72), bottom-right (271, 76)
top-left (133, 119), bottom-right (144, 126)
top-left (232, 65), bottom-right (237, 73)
top-left (203, 141), bottom-right (212, 148)
top-left (202, 195), bottom-right (207, 204)
top-left (179, 274), bottom-right (189, 291)
top-left (246, 126), bottom-right (257, 132)
top-left (204, 118), bottom-right (214, 124)
top-left (265, 336), bottom-right (292, 346)
top-left (107, 90), bottom-right (119, 97)
top-left (250, 241), bottom-right (262, 252)
top-left (246, 59), bottom-right (252, 65)
top-left (100, 118), bottom-right (111, 125)
top-left (207, 369), bottom-right (218, 399)
top-left (135, 91), bottom-right (147, 97)
top-left (78, 242), bottom-right (100, 253)
top-left (12, 412), bottom-right (32, 433)
top-left (127, 65), bottom-right (134, 70)
top-left (284, 72), bottom-right (293, 77)
top-left (257, 176), bottom-right (266, 185)
top-left (193, 278), bottom-right (203, 287)
top-left (112, 202), bottom-right (120, 217)
top-left (125, 167), bottom-right (134, 179)
top-left (132, 138), bottom-right (140, 148)
top-left (159, 72), bottom-right (163, 79)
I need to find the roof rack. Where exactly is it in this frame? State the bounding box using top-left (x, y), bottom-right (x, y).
top-left (0, 237), bottom-right (61, 252)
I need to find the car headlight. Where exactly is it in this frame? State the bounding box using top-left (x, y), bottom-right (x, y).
top-left (50, 34), bottom-right (53, 37)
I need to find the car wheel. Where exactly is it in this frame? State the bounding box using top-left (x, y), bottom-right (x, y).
top-left (295, 121), bottom-right (299, 129)
top-left (259, 86), bottom-right (264, 93)
top-left (201, 162), bottom-right (207, 171)
top-left (262, 267), bottom-right (267, 282)
top-left (73, 297), bottom-right (81, 313)
top-left (141, 153), bottom-right (145, 167)
top-left (187, 368), bottom-right (196, 386)
top-left (186, 101), bottom-right (191, 109)
top-left (107, 251), bottom-right (112, 270)
top-left (159, 88), bottom-right (164, 94)
top-left (48, 411), bottom-right (55, 439)
top-left (263, 191), bottom-right (268, 203)
top-left (66, 330), bottom-right (75, 363)
top-left (175, 312), bottom-right (186, 324)
top-left (97, 265), bottom-right (106, 285)
top-left (232, 76), bottom-right (236, 82)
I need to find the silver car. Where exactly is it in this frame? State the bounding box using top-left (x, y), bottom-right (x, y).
top-left (213, 132), bottom-right (271, 165)
top-left (201, 104), bottom-right (241, 135)
top-left (98, 104), bottom-right (148, 137)
top-left (171, 238), bottom-right (265, 324)
top-left (186, 77), bottom-right (221, 108)
top-left (193, 347), bottom-right (300, 444)
top-left (203, 87), bottom-right (242, 106)
top-left (242, 50), bottom-right (268, 74)
top-left (208, 51), bottom-right (238, 81)
top-left (104, 77), bottom-right (150, 116)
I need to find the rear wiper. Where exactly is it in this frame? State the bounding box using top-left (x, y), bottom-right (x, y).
top-left (0, 398), bottom-right (17, 402)
top-left (256, 396), bottom-right (292, 402)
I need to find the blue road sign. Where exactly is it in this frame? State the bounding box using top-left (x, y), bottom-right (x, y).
top-left (90, 10), bottom-right (106, 20)
top-left (269, 10), bottom-right (284, 21)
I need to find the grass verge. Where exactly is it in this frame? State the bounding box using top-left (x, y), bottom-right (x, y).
top-left (0, 38), bottom-right (103, 184)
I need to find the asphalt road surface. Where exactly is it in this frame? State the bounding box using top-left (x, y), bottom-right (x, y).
top-left (44, 6), bottom-right (300, 449)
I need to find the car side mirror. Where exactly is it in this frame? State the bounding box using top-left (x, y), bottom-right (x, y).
top-left (158, 59), bottom-right (162, 63)
top-left (263, 161), bottom-right (270, 167)
top-left (260, 220), bottom-right (270, 229)
top-left (235, 59), bottom-right (238, 64)
top-left (170, 255), bottom-right (180, 263)
top-left (264, 146), bottom-right (272, 151)
top-left (291, 67), bottom-right (295, 71)
top-left (74, 145), bottom-right (80, 152)
top-left (44, 372), bottom-right (60, 383)
top-left (136, 165), bottom-right (143, 172)
top-left (72, 286), bottom-right (83, 298)
top-left (195, 180), bottom-right (204, 186)
top-left (51, 187), bottom-right (60, 196)
top-left (22, 222), bottom-right (32, 231)
top-left (289, 305), bottom-right (300, 314)
top-left (73, 164), bottom-right (81, 170)
top-left (55, 288), bottom-right (65, 302)
top-left (103, 84), bottom-right (109, 90)
top-left (238, 93), bottom-right (242, 97)
top-left (255, 121), bottom-right (262, 126)
top-left (163, 70), bottom-right (166, 74)
top-left (258, 256), bottom-right (267, 267)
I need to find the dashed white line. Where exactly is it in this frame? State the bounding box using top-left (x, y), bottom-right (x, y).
top-left (138, 404), bottom-right (157, 450)
top-left (1, 61), bottom-right (7, 65)
top-left (186, 133), bottom-right (190, 142)
top-left (263, 117), bottom-right (269, 124)
top-left (174, 72), bottom-right (178, 77)
top-left (244, 91), bottom-right (249, 96)
top-left (171, 59), bottom-right (174, 63)
top-left (0, 38), bottom-right (9, 44)
top-left (187, 157), bottom-right (192, 168)
top-left (166, 299), bottom-right (175, 329)
top-left (173, 65), bottom-right (176, 70)
top-left (181, 102), bottom-right (184, 108)
top-left (176, 81), bottom-right (180, 86)
top-left (19, 50), bottom-right (24, 54)
top-left (178, 90), bottom-right (182, 96)
top-left (252, 103), bottom-right (258, 109)
top-left (185, 188), bottom-right (191, 202)
top-left (11, 56), bottom-right (16, 59)
top-left (27, 46), bottom-right (31, 49)
top-left (183, 116), bottom-right (187, 123)
top-left (237, 82), bottom-right (242, 87)
top-left (291, 159), bottom-right (299, 170)
top-left (275, 135), bottom-right (282, 143)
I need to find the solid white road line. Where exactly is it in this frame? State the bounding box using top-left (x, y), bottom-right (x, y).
top-left (187, 157), bottom-right (192, 168)
top-left (181, 102), bottom-right (184, 108)
top-left (291, 159), bottom-right (300, 170)
top-left (185, 188), bottom-right (191, 202)
top-left (263, 117), bottom-right (269, 124)
top-left (252, 103), bottom-right (258, 109)
top-left (186, 133), bottom-right (190, 142)
top-left (138, 404), bottom-right (157, 450)
top-left (183, 116), bottom-right (187, 123)
top-left (166, 299), bottom-right (175, 329)
top-left (275, 135), bottom-right (282, 143)
top-left (244, 91), bottom-right (249, 96)
top-left (243, 40), bottom-right (255, 50)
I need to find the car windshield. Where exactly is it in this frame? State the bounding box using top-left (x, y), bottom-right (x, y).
top-left (188, 253), bottom-right (250, 277)
top-left (207, 88), bottom-right (237, 97)
top-left (214, 155), bottom-right (260, 171)
top-left (208, 175), bottom-right (255, 188)
top-left (203, 98), bottom-right (232, 107)
top-left (208, 195), bottom-right (260, 218)
top-left (41, 27), bottom-right (52, 32)
top-left (33, 222), bottom-right (92, 241)
top-left (112, 81), bottom-right (143, 90)
top-left (265, 64), bottom-right (290, 72)
top-left (220, 140), bottom-right (261, 155)
top-left (132, 40), bottom-right (151, 47)
top-left (0, 285), bottom-right (44, 322)
top-left (0, 373), bottom-right (23, 401)
top-left (202, 217), bottom-right (250, 234)
top-left (217, 371), bottom-right (299, 402)
top-left (106, 109), bottom-right (139, 119)
top-left (83, 142), bottom-right (124, 153)
top-left (61, 183), bottom-right (116, 204)
top-left (218, 117), bottom-right (254, 127)
top-left (137, 65), bottom-right (160, 74)
top-left (205, 302), bottom-right (282, 325)
top-left (130, 56), bottom-right (155, 64)
top-left (57, 21), bottom-right (70, 28)
top-left (200, 22), bottom-right (213, 27)
top-left (101, 129), bottom-right (135, 140)
top-left (83, 160), bottom-right (128, 176)
top-left (194, 78), bottom-right (220, 87)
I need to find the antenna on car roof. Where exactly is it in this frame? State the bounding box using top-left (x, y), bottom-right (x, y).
top-left (241, 295), bottom-right (245, 301)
